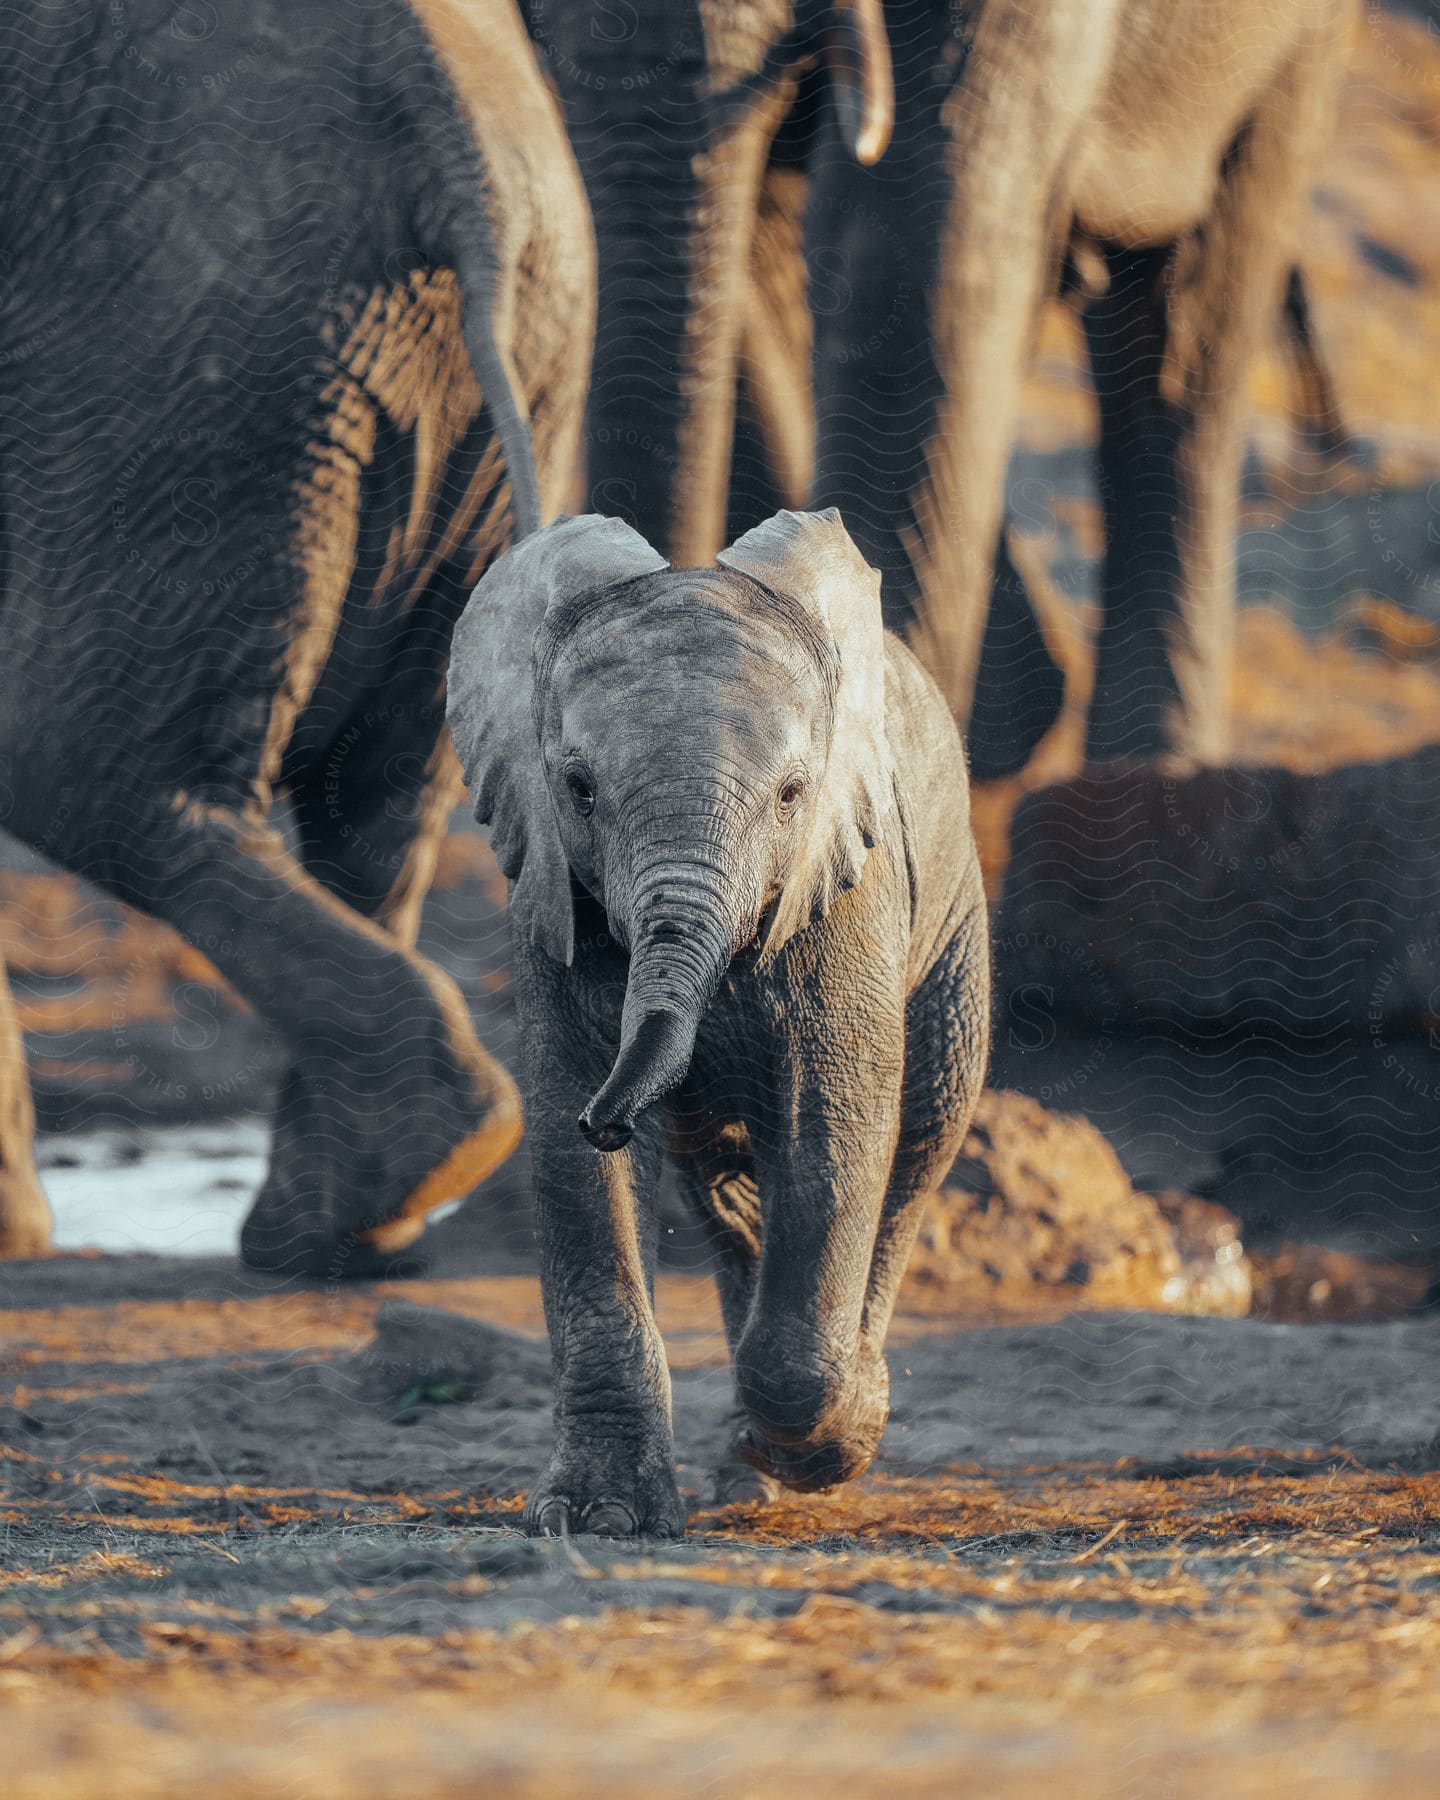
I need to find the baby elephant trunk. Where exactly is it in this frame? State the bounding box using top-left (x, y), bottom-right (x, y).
top-left (578, 892), bottom-right (731, 1153)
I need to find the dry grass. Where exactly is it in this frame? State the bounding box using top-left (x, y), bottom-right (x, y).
top-left (3, 1101), bottom-right (1419, 1753)
top-left (3, 1248), bottom-right (1438, 1797)
top-left (3, 1458), bottom-right (1439, 1798)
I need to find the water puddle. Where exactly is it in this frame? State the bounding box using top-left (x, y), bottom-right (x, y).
top-left (36, 1121), bottom-right (269, 1256)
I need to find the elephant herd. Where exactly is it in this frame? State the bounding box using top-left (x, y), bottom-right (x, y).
top-left (542, 0), bottom-right (1349, 771)
top-left (0, 0), bottom-right (1349, 1520)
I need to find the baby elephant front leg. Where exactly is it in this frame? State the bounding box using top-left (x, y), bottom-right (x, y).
top-left (733, 1052), bottom-right (904, 1492)
top-left (522, 1090), bottom-right (685, 1540)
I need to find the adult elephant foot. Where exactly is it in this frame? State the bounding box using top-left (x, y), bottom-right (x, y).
top-left (525, 1445), bottom-right (686, 1540)
top-left (239, 962), bottom-right (521, 1280)
top-left (0, 955), bottom-right (53, 1259)
top-left (0, 1170), bottom-right (53, 1260)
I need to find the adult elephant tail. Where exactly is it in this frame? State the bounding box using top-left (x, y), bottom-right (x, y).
top-left (393, 2), bottom-right (551, 542)
top-left (448, 229), bottom-right (543, 541)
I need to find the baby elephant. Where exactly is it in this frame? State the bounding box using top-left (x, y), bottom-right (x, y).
top-left (448, 509), bottom-right (989, 1537)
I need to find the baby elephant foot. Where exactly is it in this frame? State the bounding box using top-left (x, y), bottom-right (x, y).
top-left (702, 1416), bottom-right (781, 1506)
top-left (703, 1460), bottom-right (781, 1507)
top-left (737, 1419), bottom-right (882, 1492)
top-left (736, 1340), bottom-right (891, 1493)
top-left (525, 1446), bottom-right (686, 1540)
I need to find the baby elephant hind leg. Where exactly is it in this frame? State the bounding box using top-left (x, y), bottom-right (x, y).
top-left (110, 794), bottom-right (519, 1278)
top-left (673, 1149), bottom-right (780, 1506)
top-left (0, 947), bottom-right (52, 1258)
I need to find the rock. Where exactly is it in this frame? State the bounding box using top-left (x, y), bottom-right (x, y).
top-left (356, 1301), bottom-right (551, 1412)
top-left (994, 748), bottom-right (1440, 1035)
top-left (902, 1091), bottom-right (1251, 1317)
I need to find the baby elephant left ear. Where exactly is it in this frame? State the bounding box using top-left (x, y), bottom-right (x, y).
top-left (718, 509), bottom-right (894, 955)
top-left (448, 515), bottom-right (668, 967)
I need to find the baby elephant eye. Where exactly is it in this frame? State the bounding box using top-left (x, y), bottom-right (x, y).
top-left (565, 770), bottom-right (596, 817)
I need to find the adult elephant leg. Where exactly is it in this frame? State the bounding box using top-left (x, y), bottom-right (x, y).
top-left (0, 947), bottom-right (51, 1258)
top-left (552, 3), bottom-right (795, 564)
top-left (809, 1), bottom-right (1093, 763)
top-left (860, 899), bottom-right (989, 1357)
top-left (1083, 41), bottom-right (1343, 767)
top-left (272, 702), bottom-right (498, 1272)
top-left (809, 133), bottom-right (1061, 777)
top-left (807, 26), bottom-right (949, 645)
top-left (519, 955), bottom-right (683, 1539)
top-left (728, 161), bottom-right (815, 542)
top-left (966, 529), bottom-right (1068, 783)
top-left (906, 0), bottom-right (1111, 729)
top-left (1079, 244), bottom-right (1190, 764)
top-left (288, 683), bottom-right (459, 948)
top-left (101, 792), bottom-right (518, 1278)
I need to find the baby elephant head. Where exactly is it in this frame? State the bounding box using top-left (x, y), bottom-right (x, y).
top-left (447, 510), bottom-right (893, 1151)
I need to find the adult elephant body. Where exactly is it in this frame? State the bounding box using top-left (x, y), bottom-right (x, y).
top-left (815, 0), bottom-right (1350, 766)
top-left (0, 0), bottom-right (592, 1269)
top-left (531, 0), bottom-right (1347, 773)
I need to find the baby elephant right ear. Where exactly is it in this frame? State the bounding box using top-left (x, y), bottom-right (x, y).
top-left (447, 516), bottom-right (668, 966)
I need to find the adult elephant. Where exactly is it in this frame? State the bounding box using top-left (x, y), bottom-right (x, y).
top-left (529, 0), bottom-right (1348, 772)
top-left (811, 0), bottom-right (1350, 767)
top-left (0, 0), bottom-right (592, 1272)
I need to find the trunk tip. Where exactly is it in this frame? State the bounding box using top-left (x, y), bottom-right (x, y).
top-left (577, 1109), bottom-right (634, 1154)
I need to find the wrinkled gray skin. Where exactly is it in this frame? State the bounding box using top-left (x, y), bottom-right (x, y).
top-left (449, 509), bottom-right (989, 1536)
top-left (529, 0), bottom-right (1349, 773)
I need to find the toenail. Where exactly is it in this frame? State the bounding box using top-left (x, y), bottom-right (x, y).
top-left (535, 1498), bottom-right (572, 1537)
top-left (581, 1498), bottom-right (638, 1536)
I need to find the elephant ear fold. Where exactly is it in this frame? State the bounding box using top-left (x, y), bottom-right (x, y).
top-left (717, 508), bottom-right (894, 959)
top-left (448, 515), bottom-right (668, 965)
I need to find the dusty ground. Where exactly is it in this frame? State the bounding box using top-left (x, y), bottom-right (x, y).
top-left (3, 9), bottom-right (1440, 1794)
top-left (3, 1254), bottom-right (1439, 1797)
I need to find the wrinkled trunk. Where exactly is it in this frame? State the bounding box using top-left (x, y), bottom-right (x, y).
top-left (805, 8), bottom-right (1067, 776)
top-left (537, 4), bottom-right (790, 562)
top-left (578, 876), bottom-right (733, 1153)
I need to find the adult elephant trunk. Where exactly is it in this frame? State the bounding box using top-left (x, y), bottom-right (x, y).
top-left (591, 110), bottom-right (787, 565)
top-left (532, 3), bottom-right (802, 562)
top-left (578, 875), bottom-right (733, 1153)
